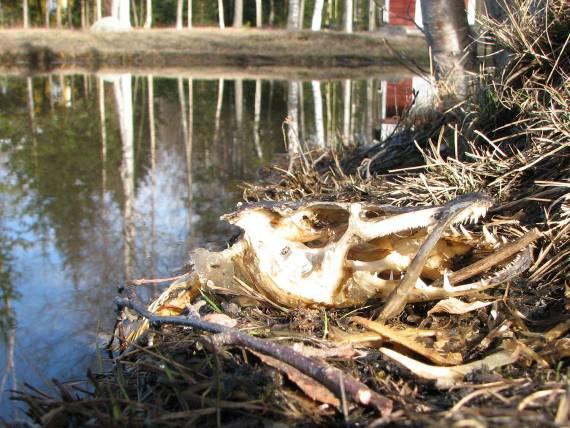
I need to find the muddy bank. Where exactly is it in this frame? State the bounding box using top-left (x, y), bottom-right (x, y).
top-left (0, 28), bottom-right (427, 73)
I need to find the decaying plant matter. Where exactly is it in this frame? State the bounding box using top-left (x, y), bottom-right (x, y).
top-left (14, 1), bottom-right (570, 426)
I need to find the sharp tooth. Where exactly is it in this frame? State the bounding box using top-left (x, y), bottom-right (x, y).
top-left (450, 225), bottom-right (459, 236)
top-left (389, 270), bottom-right (394, 280)
top-left (443, 272), bottom-right (453, 290)
top-left (483, 226), bottom-right (499, 247)
top-left (460, 224), bottom-right (473, 239)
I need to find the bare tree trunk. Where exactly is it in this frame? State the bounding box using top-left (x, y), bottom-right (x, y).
top-left (312, 80), bottom-right (325, 147)
top-left (178, 78), bottom-right (188, 144)
top-left (218, 0), bottom-right (225, 28)
top-left (344, 0), bottom-right (353, 33)
top-left (420, 0), bottom-right (475, 98)
top-left (253, 79), bottom-right (263, 158)
top-left (234, 78), bottom-right (243, 129)
top-left (27, 77), bottom-right (34, 131)
top-left (368, 0), bottom-right (375, 31)
top-left (187, 0), bottom-right (192, 28)
top-left (131, 0), bottom-right (139, 26)
top-left (45, 0), bottom-right (50, 27)
top-left (255, 0), bottom-right (262, 28)
top-left (176, 0), bottom-right (183, 29)
top-left (23, 0), bottom-right (29, 28)
top-left (98, 77), bottom-right (107, 193)
top-left (311, 0), bottom-right (324, 31)
top-left (81, 0), bottom-right (86, 28)
top-left (56, 0), bottom-right (62, 27)
top-left (287, 0), bottom-right (300, 31)
top-left (147, 75), bottom-right (157, 282)
top-left (366, 78), bottom-right (374, 143)
top-left (342, 79), bottom-right (351, 145)
top-left (287, 81), bottom-right (300, 168)
top-left (233, 0), bottom-right (242, 27)
top-left (299, 0), bottom-right (305, 28)
top-left (214, 79), bottom-right (224, 143)
top-left (298, 82), bottom-right (305, 141)
top-left (96, 0), bottom-right (102, 20)
top-left (113, 74), bottom-right (135, 280)
top-left (269, 0), bottom-right (275, 26)
top-left (144, 0), bottom-right (152, 28)
top-left (185, 78), bottom-right (193, 234)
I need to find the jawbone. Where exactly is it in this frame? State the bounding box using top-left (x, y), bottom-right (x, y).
top-left (199, 193), bottom-right (514, 308)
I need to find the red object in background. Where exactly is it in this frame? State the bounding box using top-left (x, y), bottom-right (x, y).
top-left (389, 0), bottom-right (416, 26)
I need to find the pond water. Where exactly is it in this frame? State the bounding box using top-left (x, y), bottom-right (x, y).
top-left (0, 70), bottom-right (425, 419)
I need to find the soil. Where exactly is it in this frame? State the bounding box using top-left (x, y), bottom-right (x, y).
top-left (0, 27), bottom-right (428, 77)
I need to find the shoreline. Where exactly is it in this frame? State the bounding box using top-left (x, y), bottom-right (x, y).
top-left (0, 27), bottom-right (428, 74)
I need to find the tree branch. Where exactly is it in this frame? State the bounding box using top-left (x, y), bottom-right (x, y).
top-left (115, 297), bottom-right (392, 416)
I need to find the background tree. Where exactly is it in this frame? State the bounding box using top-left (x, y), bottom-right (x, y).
top-left (176, 0), bottom-right (183, 29)
top-left (217, 0), bottom-right (225, 28)
top-left (144, 0), bottom-right (151, 28)
top-left (311, 0), bottom-right (324, 31)
top-left (233, 0), bottom-right (242, 27)
top-left (344, 0), bottom-right (353, 33)
top-left (420, 0), bottom-right (475, 97)
top-left (287, 0), bottom-right (300, 31)
top-left (255, 0), bottom-right (261, 27)
top-left (187, 0), bottom-right (191, 28)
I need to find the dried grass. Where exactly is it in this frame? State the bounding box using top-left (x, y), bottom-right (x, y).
top-left (11, 1), bottom-right (570, 426)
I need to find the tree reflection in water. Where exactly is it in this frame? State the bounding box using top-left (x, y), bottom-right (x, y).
top-left (0, 70), bottom-right (426, 418)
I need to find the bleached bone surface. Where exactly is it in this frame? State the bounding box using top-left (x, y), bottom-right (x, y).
top-left (186, 193), bottom-right (508, 308)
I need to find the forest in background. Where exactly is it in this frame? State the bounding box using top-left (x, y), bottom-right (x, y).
top-left (0, 0), bottom-right (389, 32)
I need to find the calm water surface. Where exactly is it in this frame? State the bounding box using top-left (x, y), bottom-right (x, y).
top-left (0, 71), bottom-right (421, 418)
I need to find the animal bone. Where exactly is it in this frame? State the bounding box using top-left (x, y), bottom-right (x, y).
top-left (125, 193), bottom-right (534, 344)
top-left (217, 193), bottom-right (503, 309)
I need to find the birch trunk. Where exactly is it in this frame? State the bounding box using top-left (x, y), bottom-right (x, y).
top-left (253, 79), bottom-right (263, 158)
top-left (176, 0), bottom-right (183, 29)
top-left (344, 0), bottom-right (353, 33)
top-left (342, 79), bottom-right (351, 145)
top-left (420, 0), bottom-right (475, 98)
top-left (287, 81), bottom-right (300, 168)
top-left (218, 0), bottom-right (225, 28)
top-left (234, 79), bottom-right (243, 129)
top-left (233, 0), bottom-right (242, 27)
top-left (45, 0), bottom-right (50, 27)
top-left (311, 0), bottom-right (324, 31)
top-left (287, 0), bottom-right (300, 31)
top-left (56, 0), bottom-right (62, 27)
top-left (255, 0), bottom-right (262, 27)
top-left (312, 80), bottom-right (325, 147)
top-left (23, 0), bottom-right (29, 28)
top-left (144, 0), bottom-right (152, 28)
top-left (368, 0), bottom-right (375, 31)
top-left (187, 0), bottom-right (192, 28)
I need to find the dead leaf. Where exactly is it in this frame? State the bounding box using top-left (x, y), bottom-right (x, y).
top-left (202, 313), bottom-right (238, 328)
top-left (352, 317), bottom-right (462, 366)
top-left (427, 297), bottom-right (496, 315)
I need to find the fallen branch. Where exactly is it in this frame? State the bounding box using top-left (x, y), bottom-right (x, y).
top-left (115, 297), bottom-right (393, 416)
top-left (127, 274), bottom-right (185, 287)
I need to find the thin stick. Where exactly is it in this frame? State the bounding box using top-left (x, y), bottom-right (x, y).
top-left (128, 275), bottom-right (185, 286)
top-left (115, 298), bottom-right (392, 416)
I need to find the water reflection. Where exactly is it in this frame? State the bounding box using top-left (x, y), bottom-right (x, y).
top-left (0, 70), bottom-right (429, 419)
